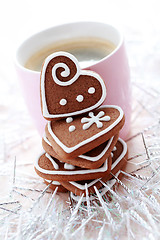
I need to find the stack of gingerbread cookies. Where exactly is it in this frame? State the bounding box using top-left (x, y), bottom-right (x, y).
top-left (34, 52), bottom-right (128, 199)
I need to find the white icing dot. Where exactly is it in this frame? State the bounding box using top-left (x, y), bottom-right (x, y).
top-left (111, 152), bottom-right (114, 158)
top-left (64, 163), bottom-right (75, 170)
top-left (59, 99), bottom-right (67, 106)
top-left (66, 117), bottom-right (73, 123)
top-left (88, 87), bottom-right (95, 94)
top-left (76, 95), bottom-right (84, 102)
top-left (69, 125), bottom-right (76, 132)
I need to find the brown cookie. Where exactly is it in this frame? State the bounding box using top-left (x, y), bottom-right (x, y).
top-left (60, 138), bottom-right (127, 197)
top-left (45, 105), bottom-right (125, 159)
top-left (34, 153), bottom-right (112, 182)
top-left (40, 52), bottom-right (106, 120)
top-left (70, 170), bottom-right (123, 202)
top-left (60, 178), bottom-right (105, 197)
top-left (43, 179), bottom-right (68, 192)
top-left (42, 134), bottom-right (119, 169)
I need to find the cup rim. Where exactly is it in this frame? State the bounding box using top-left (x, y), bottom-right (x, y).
top-left (15, 21), bottom-right (123, 74)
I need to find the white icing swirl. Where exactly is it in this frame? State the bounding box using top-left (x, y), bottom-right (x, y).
top-left (51, 52), bottom-right (80, 86)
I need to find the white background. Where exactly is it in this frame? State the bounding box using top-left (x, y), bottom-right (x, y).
top-left (0, 0), bottom-right (160, 60)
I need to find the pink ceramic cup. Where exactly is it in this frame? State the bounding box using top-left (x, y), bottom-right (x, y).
top-left (15, 22), bottom-right (131, 139)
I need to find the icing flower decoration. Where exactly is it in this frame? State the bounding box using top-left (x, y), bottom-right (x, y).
top-left (81, 111), bottom-right (111, 130)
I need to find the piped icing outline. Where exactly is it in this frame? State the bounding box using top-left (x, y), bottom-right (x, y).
top-left (41, 51), bottom-right (107, 119)
top-left (70, 171), bottom-right (120, 202)
top-left (43, 134), bottom-right (52, 147)
top-left (67, 138), bottom-right (127, 190)
top-left (79, 136), bottom-right (113, 161)
top-left (47, 105), bottom-right (123, 153)
top-left (43, 135), bottom-right (114, 162)
top-left (45, 153), bottom-right (59, 170)
top-left (111, 138), bottom-right (127, 170)
top-left (69, 178), bottom-right (100, 190)
top-left (34, 154), bottom-right (109, 176)
top-left (45, 179), bottom-right (61, 185)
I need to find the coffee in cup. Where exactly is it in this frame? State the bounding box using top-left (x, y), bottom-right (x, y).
top-left (25, 37), bottom-right (116, 71)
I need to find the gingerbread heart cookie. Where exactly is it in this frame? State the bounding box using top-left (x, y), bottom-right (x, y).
top-left (42, 134), bottom-right (119, 169)
top-left (40, 52), bottom-right (106, 120)
top-left (70, 171), bottom-right (122, 202)
top-left (45, 105), bottom-right (125, 159)
top-left (61, 138), bottom-right (127, 197)
top-left (61, 178), bottom-right (106, 197)
top-left (34, 153), bottom-right (112, 181)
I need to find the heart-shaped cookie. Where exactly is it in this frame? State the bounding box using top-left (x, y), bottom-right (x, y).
top-left (70, 171), bottom-right (121, 202)
top-left (42, 134), bottom-right (119, 169)
top-left (61, 138), bottom-right (128, 196)
top-left (45, 105), bottom-right (125, 159)
top-left (34, 153), bottom-right (112, 181)
top-left (40, 52), bottom-right (106, 120)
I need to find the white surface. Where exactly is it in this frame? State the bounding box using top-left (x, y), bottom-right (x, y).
top-left (0, 0), bottom-right (160, 62)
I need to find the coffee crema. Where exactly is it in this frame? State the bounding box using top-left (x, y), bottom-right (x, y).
top-left (25, 37), bottom-right (116, 71)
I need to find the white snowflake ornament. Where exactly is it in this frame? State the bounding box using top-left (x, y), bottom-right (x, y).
top-left (81, 111), bottom-right (111, 130)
